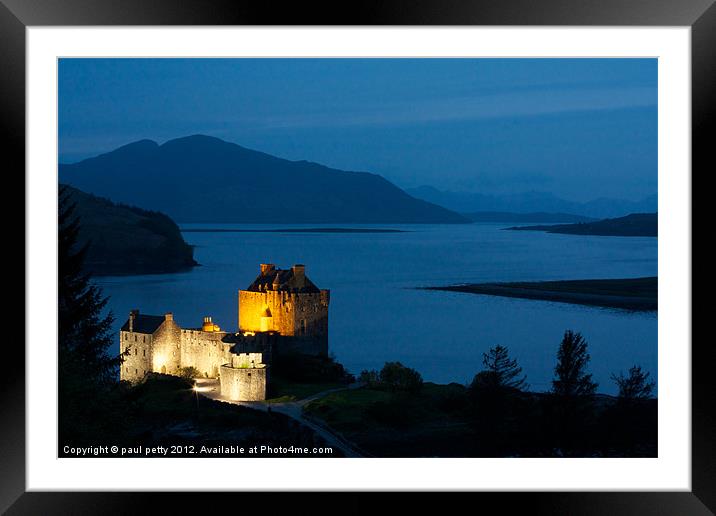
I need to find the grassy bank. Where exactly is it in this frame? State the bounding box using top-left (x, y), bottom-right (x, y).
top-left (423, 277), bottom-right (657, 311)
top-left (303, 383), bottom-right (657, 458)
top-left (266, 376), bottom-right (348, 403)
top-left (304, 383), bottom-right (477, 457)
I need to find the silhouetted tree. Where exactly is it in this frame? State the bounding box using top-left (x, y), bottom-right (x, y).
top-left (477, 345), bottom-right (528, 391)
top-left (468, 346), bottom-right (529, 456)
top-left (611, 365), bottom-right (655, 401)
top-left (548, 330), bottom-right (598, 452)
top-left (552, 330), bottom-right (597, 398)
top-left (58, 186), bottom-right (126, 444)
top-left (358, 369), bottom-right (380, 387)
top-left (378, 362), bottom-right (423, 392)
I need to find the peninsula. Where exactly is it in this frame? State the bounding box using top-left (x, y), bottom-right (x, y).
top-left (61, 185), bottom-right (198, 276)
top-left (505, 213), bottom-right (657, 237)
top-left (423, 277), bottom-right (657, 311)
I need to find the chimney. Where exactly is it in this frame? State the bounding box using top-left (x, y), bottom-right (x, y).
top-left (129, 309), bottom-right (139, 332)
top-left (165, 312), bottom-right (173, 322)
top-left (260, 263), bottom-right (275, 275)
top-left (292, 264), bottom-right (305, 280)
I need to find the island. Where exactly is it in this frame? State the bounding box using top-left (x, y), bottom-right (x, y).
top-left (422, 277), bottom-right (657, 311)
top-left (504, 212), bottom-right (657, 237)
top-left (61, 184), bottom-right (198, 276)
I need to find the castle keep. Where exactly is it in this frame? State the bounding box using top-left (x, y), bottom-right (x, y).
top-left (238, 263), bottom-right (330, 356)
top-left (119, 263), bottom-right (329, 401)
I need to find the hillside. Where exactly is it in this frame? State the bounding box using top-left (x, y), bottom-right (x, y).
top-left (61, 185), bottom-right (198, 275)
top-left (59, 135), bottom-right (469, 224)
top-left (505, 213), bottom-right (657, 237)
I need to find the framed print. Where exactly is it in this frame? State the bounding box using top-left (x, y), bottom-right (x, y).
top-left (5, 0), bottom-right (713, 513)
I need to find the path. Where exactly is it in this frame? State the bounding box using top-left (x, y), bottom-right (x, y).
top-left (194, 378), bottom-right (366, 458)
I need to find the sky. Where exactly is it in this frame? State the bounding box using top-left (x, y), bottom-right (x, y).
top-left (58, 58), bottom-right (657, 202)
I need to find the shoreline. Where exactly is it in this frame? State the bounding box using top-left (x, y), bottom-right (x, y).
top-left (421, 277), bottom-right (657, 311)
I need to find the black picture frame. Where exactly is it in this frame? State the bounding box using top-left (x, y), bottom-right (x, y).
top-left (4, 1), bottom-right (712, 513)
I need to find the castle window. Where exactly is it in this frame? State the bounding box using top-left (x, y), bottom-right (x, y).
top-left (134, 348), bottom-right (138, 355)
top-left (143, 336), bottom-right (146, 343)
top-left (143, 349), bottom-right (146, 357)
top-left (135, 369), bottom-right (138, 374)
top-left (134, 335), bottom-right (137, 342)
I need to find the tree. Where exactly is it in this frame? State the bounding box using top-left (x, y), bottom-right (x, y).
top-left (467, 346), bottom-right (529, 457)
top-left (58, 186), bottom-right (126, 444)
top-left (358, 369), bottom-right (379, 387)
top-left (178, 366), bottom-right (201, 381)
top-left (549, 330), bottom-right (598, 451)
top-left (611, 365), bottom-right (655, 401)
top-left (551, 330), bottom-right (597, 398)
top-left (475, 345), bottom-right (528, 392)
top-left (378, 362), bottom-right (423, 392)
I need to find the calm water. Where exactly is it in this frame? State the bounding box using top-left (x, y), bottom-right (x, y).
top-left (96, 223), bottom-right (657, 395)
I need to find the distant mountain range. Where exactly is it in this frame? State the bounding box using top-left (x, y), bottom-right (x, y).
top-left (406, 185), bottom-right (657, 220)
top-left (462, 212), bottom-right (595, 223)
top-left (61, 185), bottom-right (197, 275)
top-left (505, 213), bottom-right (657, 237)
top-left (59, 135), bottom-right (469, 224)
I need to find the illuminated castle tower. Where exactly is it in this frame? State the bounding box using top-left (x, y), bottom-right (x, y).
top-left (238, 263), bottom-right (330, 356)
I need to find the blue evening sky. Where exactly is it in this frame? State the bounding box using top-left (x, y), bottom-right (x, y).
top-left (58, 58), bottom-right (657, 202)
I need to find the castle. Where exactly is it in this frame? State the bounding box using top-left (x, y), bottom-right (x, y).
top-left (119, 263), bottom-right (330, 401)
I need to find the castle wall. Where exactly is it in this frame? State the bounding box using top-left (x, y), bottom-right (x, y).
top-left (180, 329), bottom-right (234, 378)
top-left (119, 330), bottom-right (153, 382)
top-left (219, 361), bottom-right (267, 401)
top-left (238, 290), bottom-right (293, 334)
top-left (151, 316), bottom-right (182, 375)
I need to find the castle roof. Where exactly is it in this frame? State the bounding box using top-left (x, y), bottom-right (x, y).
top-left (245, 265), bottom-right (320, 293)
top-left (121, 313), bottom-right (166, 334)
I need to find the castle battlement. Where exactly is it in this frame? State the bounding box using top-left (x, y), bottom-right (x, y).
top-left (119, 263), bottom-right (329, 401)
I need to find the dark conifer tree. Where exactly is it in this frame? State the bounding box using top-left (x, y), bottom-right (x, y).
top-left (611, 365), bottom-right (655, 401)
top-left (548, 330), bottom-right (598, 452)
top-left (477, 345), bottom-right (528, 391)
top-left (58, 186), bottom-right (124, 444)
top-left (468, 346), bottom-right (528, 456)
top-left (552, 330), bottom-right (597, 398)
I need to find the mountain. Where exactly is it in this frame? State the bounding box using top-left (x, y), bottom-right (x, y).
top-left (505, 213), bottom-right (657, 237)
top-left (406, 185), bottom-right (657, 219)
top-left (61, 184), bottom-right (198, 275)
top-left (462, 211), bottom-right (595, 223)
top-left (59, 135), bottom-right (469, 224)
